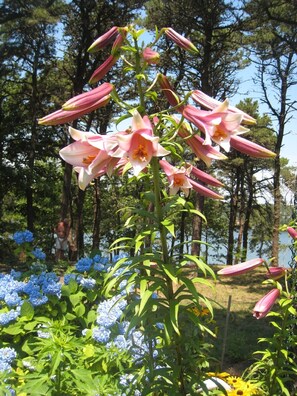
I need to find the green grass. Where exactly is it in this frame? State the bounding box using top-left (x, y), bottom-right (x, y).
top-left (196, 266), bottom-right (275, 374)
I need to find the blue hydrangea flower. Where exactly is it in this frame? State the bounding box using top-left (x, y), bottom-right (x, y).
top-left (92, 326), bottom-right (111, 343)
top-left (63, 274), bottom-right (77, 284)
top-left (93, 262), bottom-right (105, 271)
top-left (0, 309), bottom-right (20, 325)
top-left (96, 296), bottom-right (126, 328)
top-left (32, 247), bottom-right (46, 260)
top-left (4, 292), bottom-right (22, 307)
top-left (28, 292), bottom-right (48, 307)
top-left (13, 230), bottom-right (34, 244)
top-left (79, 277), bottom-right (96, 290)
top-left (0, 347), bottom-right (17, 363)
top-left (75, 257), bottom-right (93, 272)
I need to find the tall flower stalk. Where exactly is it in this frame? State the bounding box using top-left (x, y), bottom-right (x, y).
top-left (39, 25), bottom-right (275, 393)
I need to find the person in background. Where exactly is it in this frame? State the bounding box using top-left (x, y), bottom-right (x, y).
top-left (54, 219), bottom-right (70, 260)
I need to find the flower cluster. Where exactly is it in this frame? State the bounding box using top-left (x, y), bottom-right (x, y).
top-left (0, 347), bottom-right (17, 373)
top-left (38, 26), bottom-right (275, 198)
top-left (13, 230), bottom-right (34, 245)
top-left (202, 372), bottom-right (260, 395)
top-left (31, 247), bottom-right (46, 261)
top-left (0, 271), bottom-right (62, 326)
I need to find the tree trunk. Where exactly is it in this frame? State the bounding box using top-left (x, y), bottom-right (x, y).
top-left (226, 168), bottom-right (240, 265)
top-left (272, 154), bottom-right (281, 265)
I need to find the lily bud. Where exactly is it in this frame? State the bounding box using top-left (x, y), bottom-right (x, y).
top-left (164, 28), bottom-right (198, 54)
top-left (230, 135), bottom-right (276, 159)
top-left (88, 26), bottom-right (119, 52)
top-left (89, 55), bottom-right (119, 84)
top-left (217, 258), bottom-right (265, 276)
top-left (38, 96), bottom-right (110, 126)
top-left (190, 165), bottom-right (224, 187)
top-left (189, 179), bottom-right (223, 200)
top-left (253, 289), bottom-right (280, 319)
top-left (62, 83), bottom-right (114, 111)
top-left (111, 28), bottom-right (128, 55)
top-left (287, 226), bottom-right (297, 240)
top-left (265, 267), bottom-right (286, 280)
top-left (158, 74), bottom-right (183, 110)
top-left (142, 47), bottom-right (160, 64)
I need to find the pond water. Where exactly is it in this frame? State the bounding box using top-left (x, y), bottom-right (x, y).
top-left (203, 232), bottom-right (296, 267)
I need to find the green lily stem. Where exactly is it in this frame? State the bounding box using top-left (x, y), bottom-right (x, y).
top-left (134, 37), bottom-right (145, 111)
top-left (270, 303), bottom-right (290, 395)
top-left (151, 157), bottom-right (186, 394)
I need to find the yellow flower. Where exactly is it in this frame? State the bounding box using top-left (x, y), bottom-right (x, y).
top-left (226, 376), bottom-right (246, 388)
top-left (189, 306), bottom-right (210, 317)
top-left (207, 371), bottom-right (230, 379)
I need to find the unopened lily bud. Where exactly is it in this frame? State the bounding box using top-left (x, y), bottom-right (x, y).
top-left (190, 165), bottom-right (224, 187)
top-left (38, 96), bottom-right (110, 126)
top-left (158, 74), bottom-right (183, 110)
top-left (230, 135), bottom-right (276, 159)
top-left (217, 258), bottom-right (265, 276)
top-left (253, 289), bottom-right (280, 319)
top-left (89, 55), bottom-right (119, 84)
top-left (287, 226), bottom-right (297, 240)
top-left (164, 27), bottom-right (198, 54)
top-left (88, 26), bottom-right (119, 52)
top-left (265, 267), bottom-right (286, 280)
top-left (62, 83), bottom-right (114, 111)
top-left (111, 28), bottom-right (128, 55)
top-left (142, 47), bottom-right (160, 64)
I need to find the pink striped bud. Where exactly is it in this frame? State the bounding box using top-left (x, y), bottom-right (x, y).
top-left (89, 55), bottom-right (119, 84)
top-left (142, 47), bottom-right (160, 64)
top-left (217, 258), bottom-right (265, 276)
top-left (38, 96), bottom-right (110, 126)
top-left (158, 74), bottom-right (183, 110)
top-left (287, 226), bottom-right (297, 240)
top-left (62, 83), bottom-right (114, 111)
top-left (265, 267), bottom-right (286, 280)
top-left (88, 26), bottom-right (119, 52)
top-left (230, 135), bottom-right (276, 159)
top-left (111, 28), bottom-right (128, 55)
top-left (164, 28), bottom-right (198, 54)
top-left (190, 165), bottom-right (224, 187)
top-left (253, 288), bottom-right (280, 319)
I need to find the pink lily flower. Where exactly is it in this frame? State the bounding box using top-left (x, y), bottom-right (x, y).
top-left (287, 226), bottom-right (297, 240)
top-left (183, 102), bottom-right (246, 151)
top-left (38, 96), bottom-right (110, 126)
top-left (59, 127), bottom-right (125, 190)
top-left (159, 159), bottom-right (192, 196)
top-left (191, 90), bottom-right (256, 125)
top-left (62, 83), bottom-right (114, 111)
top-left (116, 111), bottom-right (170, 176)
top-left (142, 47), bottom-right (160, 65)
top-left (158, 74), bottom-right (184, 110)
top-left (190, 165), bottom-right (224, 187)
top-left (217, 258), bottom-right (265, 276)
top-left (176, 120), bottom-right (228, 167)
top-left (159, 159), bottom-right (223, 199)
top-left (230, 135), bottom-right (276, 158)
top-left (164, 28), bottom-right (198, 54)
top-left (88, 26), bottom-right (119, 52)
top-left (253, 288), bottom-right (280, 319)
top-left (89, 55), bottom-right (119, 84)
top-left (265, 267), bottom-right (286, 280)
